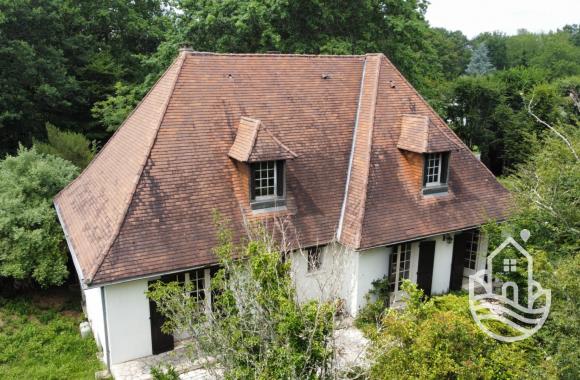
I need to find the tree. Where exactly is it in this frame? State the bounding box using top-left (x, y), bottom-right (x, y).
top-left (148, 217), bottom-right (337, 379)
top-left (363, 282), bottom-right (557, 379)
top-left (0, 147), bottom-right (78, 287)
top-left (473, 32), bottom-right (509, 70)
top-left (0, 0), bottom-right (176, 154)
top-left (466, 43), bottom-right (495, 75)
top-left (34, 124), bottom-right (96, 169)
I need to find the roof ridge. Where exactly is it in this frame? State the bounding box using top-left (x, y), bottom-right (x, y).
top-left (337, 53), bottom-right (382, 247)
top-left (86, 51), bottom-right (188, 284)
top-left (354, 55), bottom-right (382, 247)
top-left (181, 51), bottom-right (370, 58)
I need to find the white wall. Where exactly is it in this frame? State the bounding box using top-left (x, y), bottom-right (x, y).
top-left (84, 287), bottom-right (106, 357)
top-left (291, 243), bottom-right (359, 315)
top-left (104, 279), bottom-right (153, 364)
top-left (355, 246), bottom-right (390, 311)
top-left (431, 236), bottom-right (454, 294)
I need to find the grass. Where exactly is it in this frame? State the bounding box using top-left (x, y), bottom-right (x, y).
top-left (0, 288), bottom-right (103, 379)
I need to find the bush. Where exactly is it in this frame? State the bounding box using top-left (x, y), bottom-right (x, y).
top-left (34, 123), bottom-right (96, 169)
top-left (0, 146), bottom-right (78, 287)
top-left (366, 282), bottom-right (556, 379)
top-left (148, 216), bottom-right (336, 379)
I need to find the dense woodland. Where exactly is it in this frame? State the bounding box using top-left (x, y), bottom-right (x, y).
top-left (0, 1), bottom-right (578, 379)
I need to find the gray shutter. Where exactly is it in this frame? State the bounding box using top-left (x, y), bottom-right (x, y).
top-left (276, 161), bottom-right (284, 197)
top-left (250, 163), bottom-right (256, 200)
top-left (422, 155), bottom-right (428, 186)
top-left (440, 152), bottom-right (450, 184)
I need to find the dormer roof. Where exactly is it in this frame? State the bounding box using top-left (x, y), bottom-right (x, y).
top-left (228, 117), bottom-right (297, 162)
top-left (397, 114), bottom-right (461, 153)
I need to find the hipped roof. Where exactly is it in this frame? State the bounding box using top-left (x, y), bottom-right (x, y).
top-left (54, 51), bottom-right (511, 286)
top-left (397, 114), bottom-right (461, 153)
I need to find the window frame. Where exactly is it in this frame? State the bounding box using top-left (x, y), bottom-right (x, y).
top-left (463, 229), bottom-right (480, 271)
top-left (306, 246), bottom-right (323, 273)
top-left (422, 152), bottom-right (450, 194)
top-left (250, 160), bottom-right (286, 210)
top-left (389, 242), bottom-right (412, 293)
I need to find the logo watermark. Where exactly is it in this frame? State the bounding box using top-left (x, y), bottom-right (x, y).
top-left (469, 229), bottom-right (551, 342)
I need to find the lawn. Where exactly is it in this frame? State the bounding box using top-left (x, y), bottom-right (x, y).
top-left (0, 288), bottom-right (103, 379)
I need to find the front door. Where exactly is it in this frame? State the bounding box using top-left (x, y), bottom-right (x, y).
top-left (148, 276), bottom-right (175, 355)
top-left (417, 241), bottom-right (436, 296)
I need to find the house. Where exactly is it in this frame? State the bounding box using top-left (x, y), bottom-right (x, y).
top-left (53, 50), bottom-right (511, 367)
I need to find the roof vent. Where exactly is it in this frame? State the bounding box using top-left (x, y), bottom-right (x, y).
top-left (321, 73), bottom-right (332, 80)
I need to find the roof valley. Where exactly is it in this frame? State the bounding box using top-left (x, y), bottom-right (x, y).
top-left (337, 54), bottom-right (382, 248)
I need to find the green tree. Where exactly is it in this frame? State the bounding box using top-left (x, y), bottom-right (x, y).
top-left (96, 0), bottom-right (445, 130)
top-left (473, 32), bottom-right (509, 70)
top-left (364, 282), bottom-right (556, 379)
top-left (34, 123), bottom-right (96, 169)
top-left (0, 0), bottom-right (176, 154)
top-left (148, 217), bottom-right (336, 379)
top-left (466, 43), bottom-right (495, 75)
top-left (0, 146), bottom-right (78, 287)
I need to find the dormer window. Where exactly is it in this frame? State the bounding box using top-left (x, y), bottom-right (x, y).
top-left (250, 160), bottom-right (285, 209)
top-left (422, 152), bottom-right (449, 194)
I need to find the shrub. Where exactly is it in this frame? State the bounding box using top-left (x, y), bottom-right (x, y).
top-left (0, 146), bottom-right (78, 287)
top-left (366, 282), bottom-right (556, 379)
top-left (34, 123), bottom-right (96, 169)
top-left (148, 216), bottom-right (336, 379)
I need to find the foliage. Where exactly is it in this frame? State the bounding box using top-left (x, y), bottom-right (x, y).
top-left (0, 146), bottom-right (78, 287)
top-left (0, 0), bottom-right (177, 154)
top-left (150, 364), bottom-right (180, 380)
top-left (0, 293), bottom-right (102, 379)
top-left (364, 281), bottom-right (556, 379)
top-left (466, 43), bottom-right (496, 76)
top-left (34, 123), bottom-right (96, 169)
top-left (503, 126), bottom-right (579, 254)
top-left (147, 217), bottom-right (336, 379)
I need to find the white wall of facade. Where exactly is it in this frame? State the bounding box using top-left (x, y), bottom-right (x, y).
top-left (291, 243), bottom-right (359, 315)
top-left (355, 246), bottom-right (390, 310)
top-left (83, 287), bottom-right (106, 356)
top-left (104, 279), bottom-right (153, 364)
top-left (430, 236), bottom-right (454, 294)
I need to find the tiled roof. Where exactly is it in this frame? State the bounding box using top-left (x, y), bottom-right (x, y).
top-left (54, 51), bottom-right (511, 286)
top-left (397, 114), bottom-right (461, 153)
top-left (228, 117), bottom-right (298, 162)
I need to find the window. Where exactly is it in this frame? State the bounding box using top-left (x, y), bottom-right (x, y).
top-left (177, 269), bottom-right (205, 305)
top-left (307, 246), bottom-right (323, 272)
top-left (389, 243), bottom-right (412, 292)
top-left (422, 152), bottom-right (449, 194)
top-left (464, 229), bottom-right (480, 270)
top-left (250, 160), bottom-right (285, 209)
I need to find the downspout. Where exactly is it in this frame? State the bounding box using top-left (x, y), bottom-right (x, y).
top-left (101, 287), bottom-right (111, 370)
top-left (337, 58), bottom-right (368, 240)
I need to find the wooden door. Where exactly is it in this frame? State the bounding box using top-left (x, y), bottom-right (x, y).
top-left (450, 232), bottom-right (468, 291)
top-left (148, 276), bottom-right (174, 355)
top-left (417, 241), bottom-right (436, 296)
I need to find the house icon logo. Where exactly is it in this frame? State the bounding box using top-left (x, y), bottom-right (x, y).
top-left (468, 229), bottom-right (551, 342)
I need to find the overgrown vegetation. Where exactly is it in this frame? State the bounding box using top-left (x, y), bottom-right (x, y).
top-left (0, 290), bottom-right (102, 379)
top-left (0, 147), bottom-right (78, 287)
top-left (361, 282), bottom-right (556, 379)
top-left (148, 217), bottom-right (336, 379)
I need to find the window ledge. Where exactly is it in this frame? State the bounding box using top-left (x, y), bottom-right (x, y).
top-left (422, 185), bottom-right (448, 196)
top-left (250, 198), bottom-right (286, 211)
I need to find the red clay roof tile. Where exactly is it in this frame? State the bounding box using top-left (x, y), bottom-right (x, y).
top-left (54, 52), bottom-right (511, 285)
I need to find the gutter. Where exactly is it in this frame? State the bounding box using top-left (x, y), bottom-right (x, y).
top-left (101, 287), bottom-right (111, 370)
top-left (54, 202), bottom-right (87, 288)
